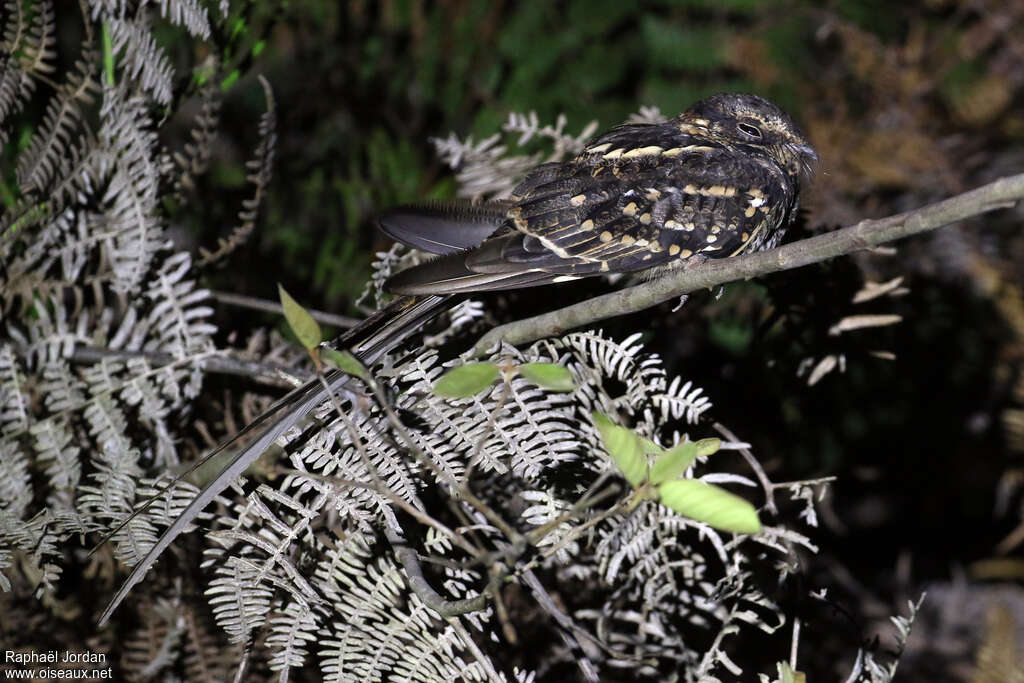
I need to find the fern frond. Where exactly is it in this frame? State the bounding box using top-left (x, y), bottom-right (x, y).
top-left (844, 595), bottom-right (926, 682)
top-left (432, 111), bottom-right (597, 200)
top-left (135, 475), bottom-right (202, 530)
top-left (173, 81), bottom-right (221, 196)
top-left (0, 344), bottom-right (30, 435)
top-left (15, 52), bottom-right (98, 194)
top-left (107, 16), bottom-right (174, 106)
top-left (95, 84), bottom-right (168, 292)
top-left (503, 111), bottom-right (598, 159)
top-left (20, 0), bottom-right (56, 76)
top-left (356, 243), bottom-right (408, 312)
top-left (1, 0), bottom-right (28, 57)
top-left (198, 77), bottom-right (275, 268)
top-left (0, 57), bottom-right (35, 145)
top-left (316, 537), bottom-right (498, 682)
top-left (142, 252), bottom-right (215, 358)
top-left (121, 598), bottom-right (185, 680)
top-left (30, 415), bottom-right (83, 493)
top-left (0, 438), bottom-right (33, 518)
top-left (266, 601), bottom-right (319, 675)
top-left (153, 0), bottom-right (211, 40)
top-left (204, 553), bottom-right (275, 643)
top-left (17, 295), bottom-right (91, 367)
top-left (0, 504), bottom-right (61, 595)
top-left (121, 356), bottom-right (179, 465)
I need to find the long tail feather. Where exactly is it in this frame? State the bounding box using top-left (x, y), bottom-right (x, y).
top-left (386, 251), bottom-right (562, 295)
top-left (97, 294), bottom-right (454, 625)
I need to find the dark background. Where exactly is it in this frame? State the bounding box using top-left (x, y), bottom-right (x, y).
top-left (177, 1), bottom-right (1024, 678)
top-left (8, 0), bottom-right (1024, 678)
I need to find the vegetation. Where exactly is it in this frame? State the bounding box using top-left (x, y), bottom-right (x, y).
top-left (2, 1), bottom-right (1023, 680)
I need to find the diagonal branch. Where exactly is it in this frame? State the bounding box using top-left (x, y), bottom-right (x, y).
top-left (473, 173), bottom-right (1024, 355)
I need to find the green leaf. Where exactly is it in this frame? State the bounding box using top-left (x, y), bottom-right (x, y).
top-left (640, 438), bottom-right (663, 455)
top-left (649, 440), bottom-right (699, 484)
top-left (220, 69), bottom-right (240, 91)
top-left (101, 23), bottom-right (115, 85)
top-left (592, 413), bottom-right (646, 487)
top-left (658, 479), bottom-right (761, 534)
top-left (518, 362), bottom-right (575, 392)
top-left (433, 362), bottom-right (499, 398)
top-left (695, 437), bottom-right (722, 458)
top-left (322, 348), bottom-right (368, 381)
top-left (278, 284), bottom-right (322, 351)
top-left (777, 662), bottom-right (806, 683)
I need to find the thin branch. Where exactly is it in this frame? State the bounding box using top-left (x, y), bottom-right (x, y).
top-left (473, 173), bottom-right (1024, 354)
top-left (385, 524), bottom-right (488, 618)
top-left (521, 569), bottom-right (602, 681)
top-left (211, 290), bottom-right (361, 329)
top-left (284, 469), bottom-right (481, 558)
top-left (713, 421), bottom-right (776, 513)
top-left (71, 345), bottom-right (310, 388)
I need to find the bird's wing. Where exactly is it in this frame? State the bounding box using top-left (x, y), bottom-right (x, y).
top-left (377, 200), bottom-right (512, 255)
top-left (387, 141), bottom-right (790, 295)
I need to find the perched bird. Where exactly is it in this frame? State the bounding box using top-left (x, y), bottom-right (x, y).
top-left (98, 93), bottom-right (817, 624)
top-left (381, 92), bottom-right (816, 293)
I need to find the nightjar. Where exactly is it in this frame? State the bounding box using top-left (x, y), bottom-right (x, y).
top-left (97, 93), bottom-right (817, 625)
top-left (381, 92), bottom-right (817, 295)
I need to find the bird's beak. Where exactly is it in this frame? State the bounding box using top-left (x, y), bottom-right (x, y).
top-left (791, 143), bottom-right (818, 163)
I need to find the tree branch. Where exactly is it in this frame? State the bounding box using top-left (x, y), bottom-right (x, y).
top-left (211, 290), bottom-right (361, 329)
top-left (71, 346), bottom-right (312, 389)
top-left (385, 525), bottom-right (489, 618)
top-left (473, 173), bottom-right (1024, 355)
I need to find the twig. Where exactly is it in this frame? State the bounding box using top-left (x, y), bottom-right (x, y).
top-left (712, 421), bottom-right (776, 513)
top-left (528, 489), bottom-right (634, 568)
top-left (521, 570), bottom-right (601, 682)
top-left (449, 615), bottom-right (505, 682)
top-left (71, 345), bottom-right (310, 389)
top-left (385, 525), bottom-right (488, 617)
top-left (212, 290), bottom-right (361, 329)
top-left (790, 616), bottom-right (801, 670)
top-left (473, 173), bottom-right (1024, 354)
top-left (281, 470), bottom-right (481, 558)
top-left (526, 477), bottom-right (621, 544)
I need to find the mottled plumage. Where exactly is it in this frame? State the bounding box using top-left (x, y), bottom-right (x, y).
top-left (383, 93), bottom-right (816, 295)
top-left (97, 94), bottom-right (816, 625)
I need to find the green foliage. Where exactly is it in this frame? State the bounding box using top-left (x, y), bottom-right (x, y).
top-left (591, 412), bottom-right (647, 487)
top-left (517, 362), bottom-right (576, 392)
top-left (101, 23), bottom-right (115, 85)
top-left (772, 661), bottom-right (807, 683)
top-left (322, 348), bottom-right (368, 382)
top-left (592, 413), bottom-right (757, 534)
top-left (649, 440), bottom-right (701, 484)
top-left (658, 479), bottom-right (762, 534)
top-left (640, 17), bottom-right (726, 72)
top-left (433, 362), bottom-right (500, 398)
top-left (278, 284), bottom-right (322, 350)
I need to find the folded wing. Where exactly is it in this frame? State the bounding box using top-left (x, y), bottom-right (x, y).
top-left (385, 130), bottom-right (789, 295)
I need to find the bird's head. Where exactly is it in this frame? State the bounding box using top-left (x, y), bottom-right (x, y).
top-left (679, 93), bottom-right (818, 182)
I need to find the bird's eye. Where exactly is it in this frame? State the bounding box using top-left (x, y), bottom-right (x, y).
top-left (738, 123), bottom-right (762, 138)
